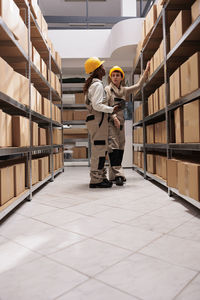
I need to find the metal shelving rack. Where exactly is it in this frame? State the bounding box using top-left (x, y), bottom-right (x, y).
top-left (132, 0), bottom-right (200, 209)
top-left (62, 93), bottom-right (90, 166)
top-left (0, 0), bottom-right (64, 221)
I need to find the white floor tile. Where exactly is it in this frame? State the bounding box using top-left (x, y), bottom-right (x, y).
top-left (16, 201), bottom-right (57, 217)
top-left (0, 239), bottom-right (41, 274)
top-left (15, 227), bottom-right (86, 255)
top-left (96, 224), bottom-right (161, 251)
top-left (141, 235), bottom-right (200, 271)
top-left (96, 253), bottom-right (197, 300)
top-left (32, 209), bottom-right (84, 227)
top-left (66, 202), bottom-right (111, 216)
top-left (0, 257), bottom-right (87, 300)
top-left (0, 217), bottom-right (53, 241)
top-left (94, 207), bottom-right (142, 223)
top-left (1, 167), bottom-right (198, 300)
top-left (128, 213), bottom-right (189, 234)
top-left (48, 238), bottom-right (131, 276)
top-left (175, 273), bottom-right (200, 300)
top-left (60, 216), bottom-right (119, 237)
top-left (169, 218), bottom-right (200, 242)
top-left (57, 279), bottom-right (136, 300)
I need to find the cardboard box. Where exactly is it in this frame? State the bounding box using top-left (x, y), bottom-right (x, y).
top-left (159, 84), bottom-right (165, 109)
top-left (62, 110), bottom-right (74, 121)
top-left (156, 155), bottom-right (162, 177)
top-left (0, 0), bottom-right (19, 37)
top-left (41, 14), bottom-right (48, 41)
top-left (52, 128), bottom-right (62, 145)
top-left (174, 106), bottom-right (184, 143)
top-left (170, 10), bottom-right (191, 50)
top-left (180, 58), bottom-right (190, 97)
top-left (0, 166), bottom-right (14, 205)
top-left (146, 124), bottom-right (155, 144)
top-left (36, 91), bottom-right (42, 115)
top-left (75, 93), bottom-right (85, 104)
top-left (150, 56), bottom-right (154, 76)
top-left (167, 159), bottom-right (178, 188)
top-left (40, 58), bottom-right (47, 80)
top-left (32, 46), bottom-right (40, 71)
top-left (178, 161), bottom-right (190, 196)
top-left (44, 156), bottom-right (49, 176)
top-left (155, 122), bottom-right (162, 143)
top-left (191, 0), bottom-right (200, 23)
top-left (32, 159), bottom-right (39, 185)
top-left (148, 94), bottom-right (154, 115)
top-left (31, 85), bottom-right (37, 112)
top-left (12, 116), bottom-right (30, 147)
top-left (147, 154), bottom-right (155, 174)
top-left (188, 163), bottom-right (200, 201)
top-left (38, 128), bottom-right (47, 146)
top-left (153, 47), bottom-right (160, 71)
top-left (0, 110), bottom-right (6, 147)
top-left (38, 158), bottom-right (45, 181)
top-left (55, 51), bottom-right (62, 70)
top-left (188, 52), bottom-right (200, 94)
top-left (42, 98), bottom-right (51, 119)
top-left (14, 163), bottom-right (25, 197)
top-left (73, 110), bottom-right (87, 121)
top-left (170, 67), bottom-right (181, 103)
top-left (159, 40), bottom-right (164, 64)
top-left (19, 74), bottom-right (29, 106)
top-left (32, 122), bottom-right (38, 146)
top-left (184, 99), bottom-right (200, 143)
top-left (146, 5), bottom-right (157, 36)
top-left (6, 113), bottom-right (12, 147)
top-left (161, 156), bottom-right (167, 180)
top-left (154, 89), bottom-right (160, 112)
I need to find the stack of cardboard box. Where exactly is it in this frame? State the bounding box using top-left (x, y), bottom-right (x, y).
top-left (72, 147), bottom-right (87, 159)
top-left (167, 159), bottom-right (200, 202)
top-left (134, 105), bottom-right (143, 123)
top-left (0, 161), bottom-right (26, 206)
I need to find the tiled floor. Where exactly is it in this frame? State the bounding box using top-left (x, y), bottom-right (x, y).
top-left (0, 167), bottom-right (200, 300)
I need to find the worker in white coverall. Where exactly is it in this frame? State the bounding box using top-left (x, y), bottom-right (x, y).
top-left (83, 57), bottom-right (120, 188)
top-left (105, 62), bottom-right (150, 186)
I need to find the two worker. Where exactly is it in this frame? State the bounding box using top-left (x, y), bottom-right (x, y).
top-left (83, 57), bottom-right (150, 188)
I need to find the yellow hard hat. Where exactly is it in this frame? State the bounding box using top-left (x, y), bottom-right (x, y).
top-left (84, 57), bottom-right (105, 74)
top-left (109, 66), bottom-right (125, 79)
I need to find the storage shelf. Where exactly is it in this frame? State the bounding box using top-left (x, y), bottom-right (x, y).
top-left (132, 143), bottom-right (143, 147)
top-left (30, 11), bottom-right (60, 75)
top-left (0, 18), bottom-right (28, 70)
top-left (133, 120), bottom-right (143, 127)
top-left (144, 61), bottom-right (164, 96)
top-left (167, 16), bottom-right (200, 76)
top-left (0, 189), bottom-right (30, 221)
top-left (54, 167), bottom-right (64, 176)
top-left (170, 187), bottom-right (200, 209)
top-left (65, 159), bottom-right (88, 162)
top-left (144, 108), bottom-right (166, 124)
top-left (168, 89), bottom-right (200, 112)
top-left (146, 172), bottom-right (167, 186)
top-left (64, 138), bottom-right (88, 143)
top-left (32, 174), bottom-right (52, 192)
top-left (63, 121), bottom-right (85, 125)
top-left (0, 146), bottom-right (52, 157)
top-left (62, 104), bottom-right (86, 109)
top-left (145, 143), bottom-right (167, 150)
top-left (143, 11), bottom-right (163, 62)
top-left (53, 144), bottom-right (64, 148)
top-left (0, 91), bottom-right (29, 117)
top-left (132, 54), bottom-right (141, 75)
top-left (169, 143), bottom-right (200, 151)
top-left (165, 0), bottom-right (196, 12)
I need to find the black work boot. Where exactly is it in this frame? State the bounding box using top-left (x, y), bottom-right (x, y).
top-left (89, 180), bottom-right (113, 188)
top-left (115, 176), bottom-right (124, 186)
top-left (103, 178), bottom-right (113, 187)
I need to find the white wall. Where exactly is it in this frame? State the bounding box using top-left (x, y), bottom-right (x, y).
top-left (48, 18), bottom-right (143, 59)
top-left (121, 0), bottom-right (137, 17)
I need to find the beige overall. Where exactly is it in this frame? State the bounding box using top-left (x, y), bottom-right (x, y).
top-left (105, 83), bottom-right (127, 180)
top-left (86, 82), bottom-right (109, 184)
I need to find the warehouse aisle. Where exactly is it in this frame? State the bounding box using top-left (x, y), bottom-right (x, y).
top-left (0, 167), bottom-right (200, 300)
